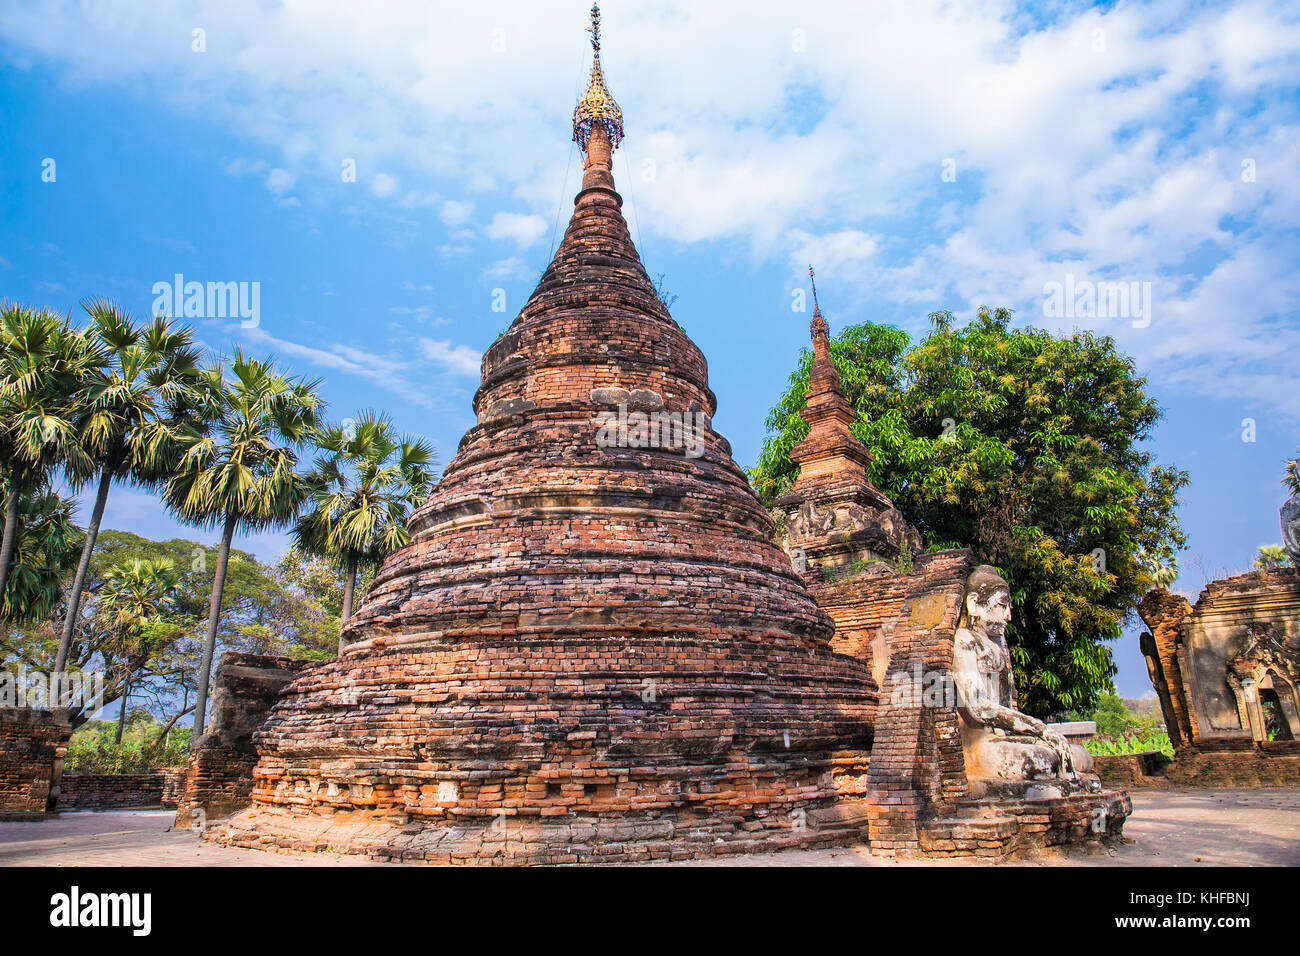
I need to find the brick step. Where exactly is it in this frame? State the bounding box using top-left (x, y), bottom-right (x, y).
top-left (940, 799), bottom-right (1016, 819)
top-left (921, 816), bottom-right (1017, 838)
top-left (919, 815), bottom-right (1019, 857)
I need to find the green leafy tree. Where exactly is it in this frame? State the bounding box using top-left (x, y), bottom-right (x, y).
top-left (751, 307), bottom-right (1189, 715)
top-left (163, 351), bottom-right (323, 737)
top-left (1076, 692), bottom-right (1158, 737)
top-left (0, 304), bottom-right (101, 611)
top-left (2, 530), bottom-right (200, 730)
top-left (295, 410), bottom-right (435, 626)
top-left (1137, 548), bottom-right (1178, 588)
top-left (55, 301), bottom-right (202, 676)
top-left (274, 545), bottom-right (350, 616)
top-left (213, 546), bottom-right (344, 661)
top-left (2, 531), bottom-right (344, 736)
top-left (1284, 454), bottom-right (1299, 497)
top-left (97, 557), bottom-right (181, 743)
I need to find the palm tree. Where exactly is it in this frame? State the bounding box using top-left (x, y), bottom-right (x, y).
top-left (1255, 545), bottom-right (1291, 570)
top-left (54, 301), bottom-right (202, 675)
top-left (0, 303), bottom-right (101, 611)
top-left (163, 350), bottom-right (323, 736)
top-left (0, 484), bottom-right (83, 623)
top-left (294, 410), bottom-right (435, 631)
top-left (98, 558), bottom-right (180, 743)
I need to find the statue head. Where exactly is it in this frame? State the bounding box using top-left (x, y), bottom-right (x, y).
top-left (962, 565), bottom-right (1012, 640)
top-left (1281, 494), bottom-right (1300, 568)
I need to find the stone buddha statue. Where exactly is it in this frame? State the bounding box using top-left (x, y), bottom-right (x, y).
top-left (953, 565), bottom-right (1094, 797)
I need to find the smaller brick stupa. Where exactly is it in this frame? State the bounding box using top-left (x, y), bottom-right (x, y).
top-left (773, 277), bottom-right (1130, 857)
top-left (776, 269), bottom-right (922, 585)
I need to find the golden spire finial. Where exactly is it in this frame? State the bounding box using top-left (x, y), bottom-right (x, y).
top-left (573, 3), bottom-right (624, 152)
top-left (809, 265), bottom-right (829, 338)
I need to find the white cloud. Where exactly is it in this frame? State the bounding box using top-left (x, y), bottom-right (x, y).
top-left (486, 212), bottom-right (547, 248)
top-left (481, 256), bottom-right (530, 281)
top-left (371, 172), bottom-right (398, 197)
top-left (419, 337), bottom-right (481, 377)
top-left (786, 230), bottom-right (880, 282)
top-left (233, 324), bottom-right (450, 411)
top-left (3, 0), bottom-right (1298, 414)
top-left (265, 168), bottom-right (295, 194)
top-left (389, 305), bottom-right (450, 326)
top-left (223, 157), bottom-right (266, 177)
top-left (440, 199), bottom-right (474, 226)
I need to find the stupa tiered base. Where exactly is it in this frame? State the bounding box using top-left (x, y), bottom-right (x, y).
top-left (212, 636), bottom-right (875, 863)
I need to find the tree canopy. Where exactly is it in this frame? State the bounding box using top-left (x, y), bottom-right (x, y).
top-left (1, 530), bottom-right (346, 730)
top-left (1, 485), bottom-right (82, 623)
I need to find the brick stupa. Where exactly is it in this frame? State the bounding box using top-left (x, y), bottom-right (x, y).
top-left (776, 272), bottom-right (922, 584)
top-left (216, 7), bottom-right (878, 863)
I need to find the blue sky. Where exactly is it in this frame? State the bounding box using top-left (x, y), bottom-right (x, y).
top-left (2, 1), bottom-right (1298, 698)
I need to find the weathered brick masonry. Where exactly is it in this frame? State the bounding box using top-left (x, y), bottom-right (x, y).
top-left (1092, 753), bottom-right (1171, 789)
top-left (0, 707), bottom-right (71, 818)
top-left (58, 769), bottom-right (187, 810)
top-left (1165, 740), bottom-right (1300, 787)
top-left (1139, 569), bottom-right (1300, 786)
top-left (1094, 744), bottom-right (1300, 789)
top-left (212, 70), bottom-right (880, 862)
top-left (177, 653), bottom-right (314, 825)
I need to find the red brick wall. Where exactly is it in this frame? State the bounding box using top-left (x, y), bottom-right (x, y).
top-left (1093, 753), bottom-right (1170, 789)
top-left (1138, 588), bottom-right (1196, 746)
top-left (1165, 740), bottom-right (1300, 787)
top-left (0, 707), bottom-right (71, 817)
top-left (847, 550), bottom-right (977, 854)
top-left (58, 769), bottom-right (187, 810)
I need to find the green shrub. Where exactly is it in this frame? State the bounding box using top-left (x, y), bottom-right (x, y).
top-left (64, 719), bottom-right (190, 774)
top-left (896, 541), bottom-right (913, 574)
top-left (1084, 729), bottom-right (1174, 759)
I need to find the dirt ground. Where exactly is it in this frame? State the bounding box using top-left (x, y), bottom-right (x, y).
top-left (1, 788), bottom-right (1295, 866)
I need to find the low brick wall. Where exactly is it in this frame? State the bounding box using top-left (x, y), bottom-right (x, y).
top-left (0, 708), bottom-right (71, 818)
top-left (58, 769), bottom-right (187, 810)
top-left (1093, 752), bottom-right (1171, 789)
top-left (1165, 740), bottom-right (1300, 787)
top-left (162, 764), bottom-right (186, 807)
